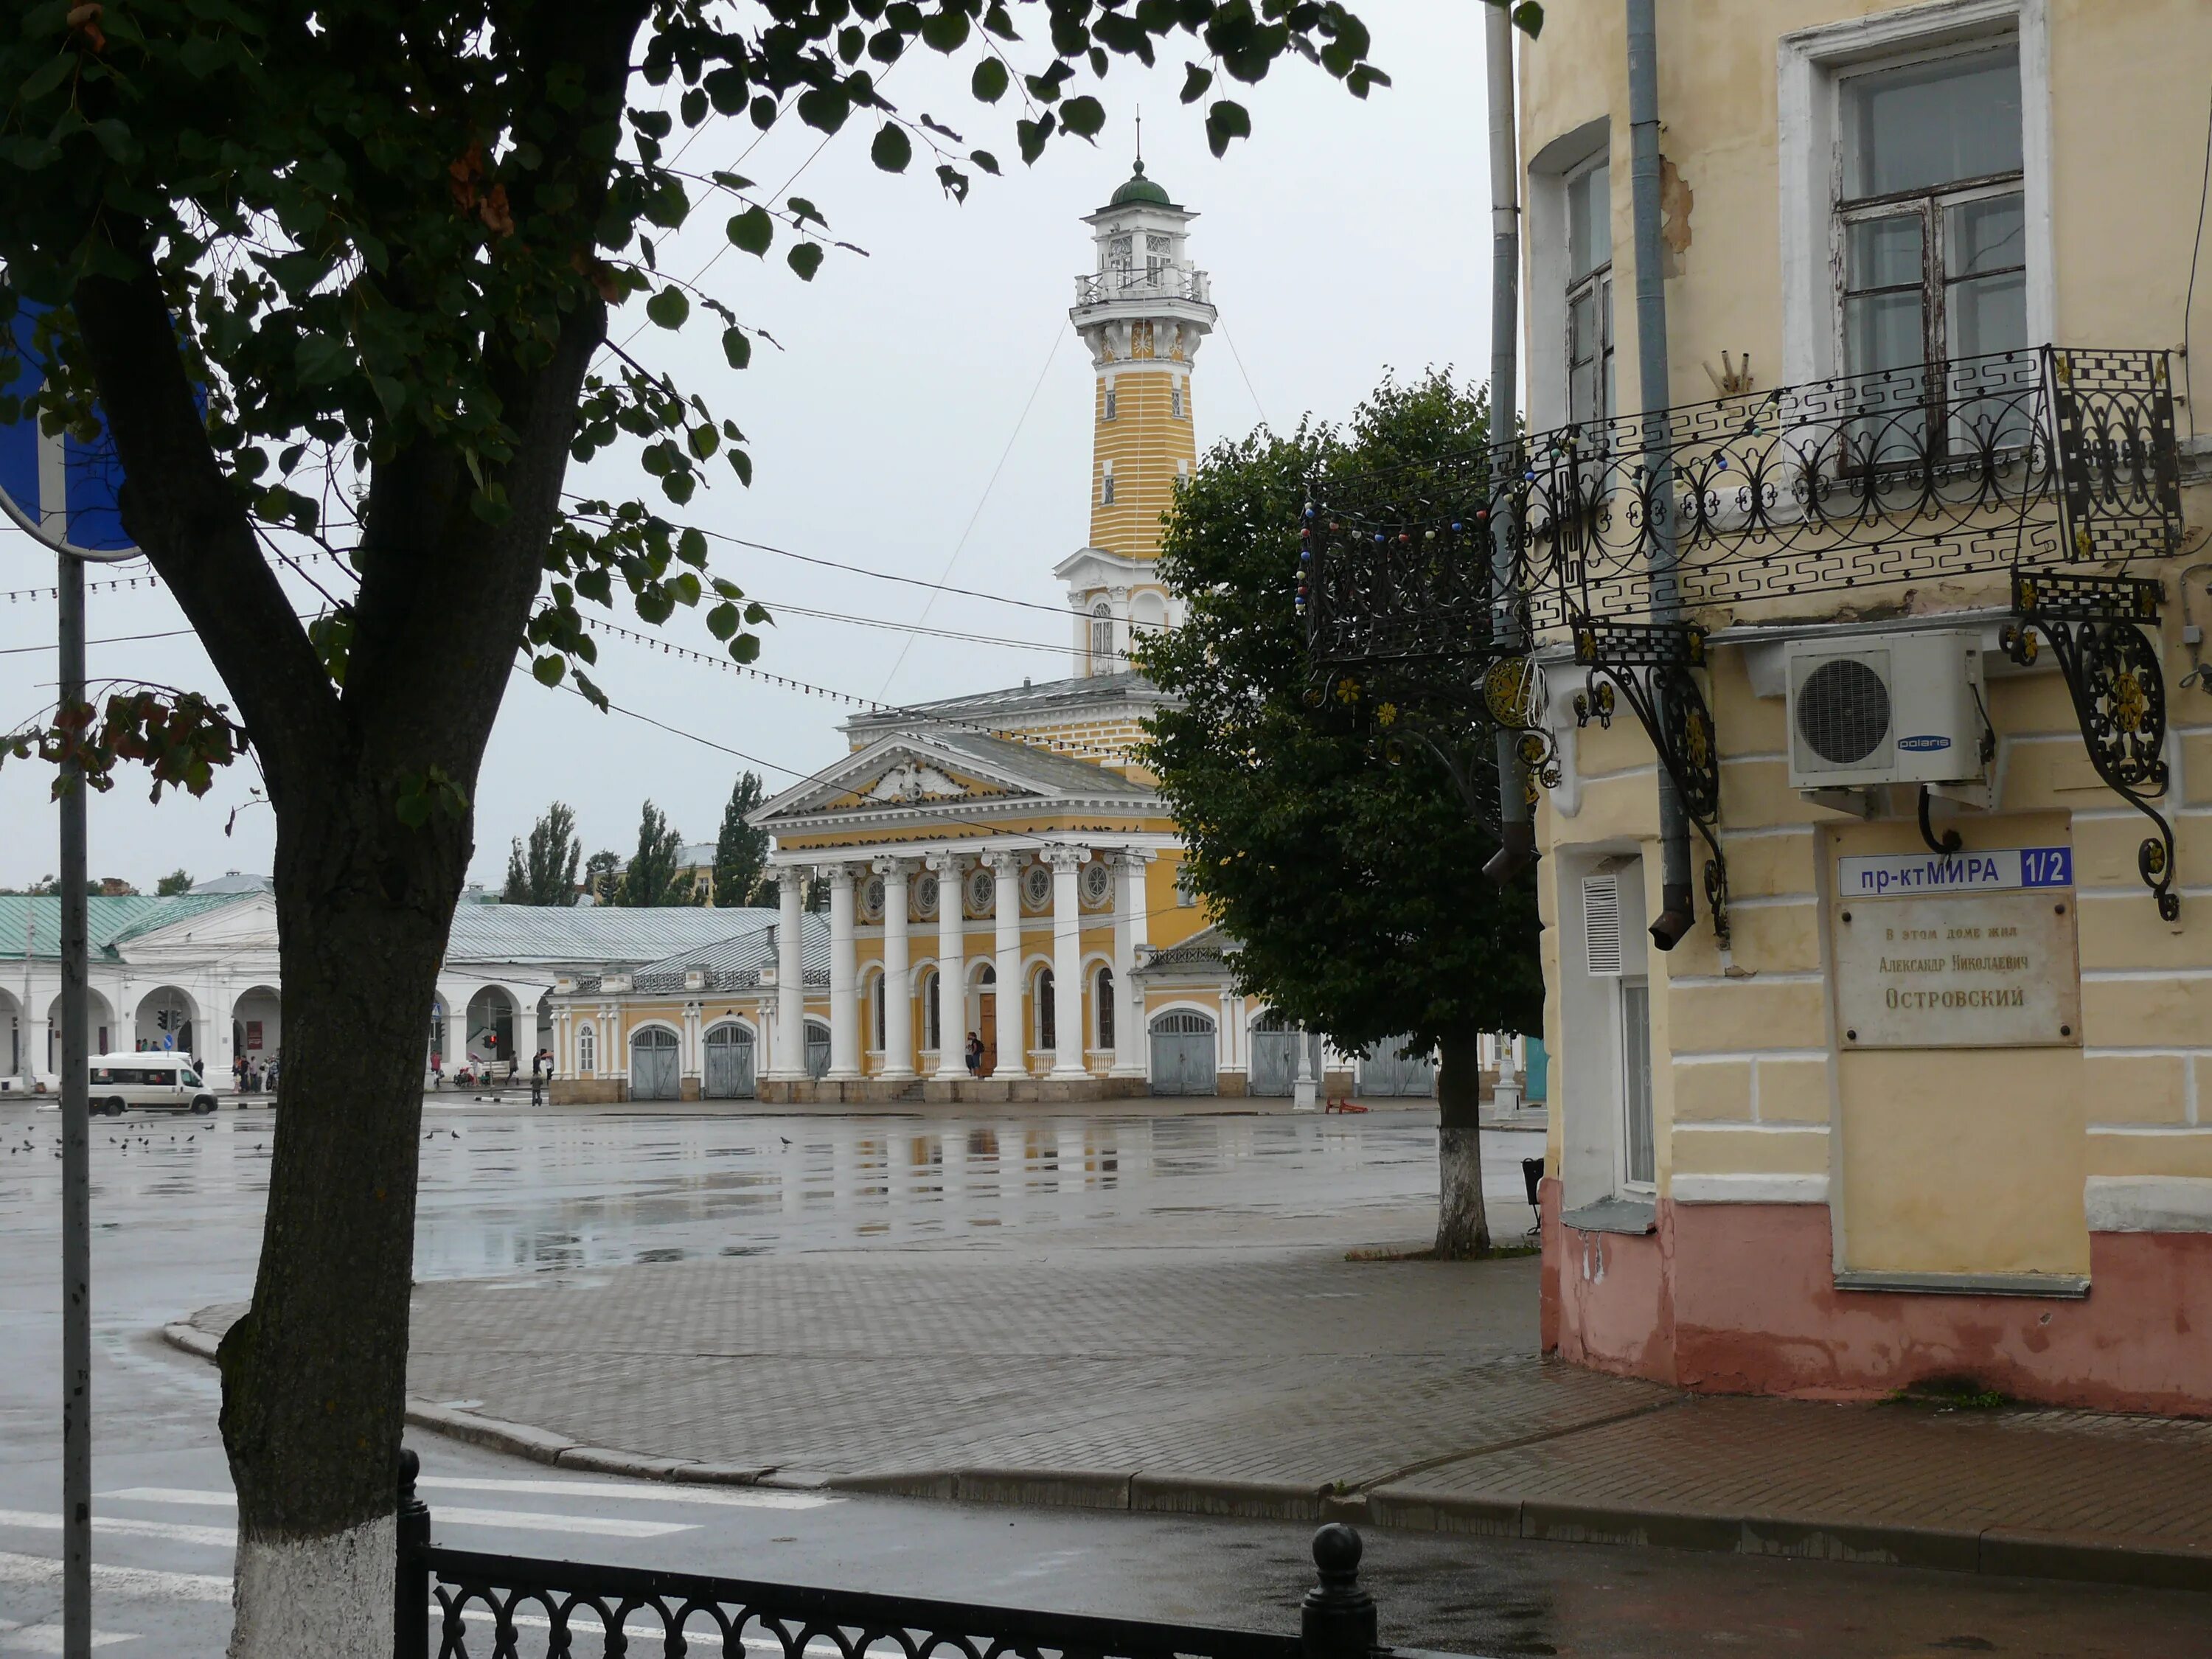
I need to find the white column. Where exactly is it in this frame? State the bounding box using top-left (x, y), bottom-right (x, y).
top-left (1294, 1026), bottom-right (1318, 1111)
top-left (1110, 850), bottom-right (1147, 1077)
top-left (773, 866), bottom-right (806, 1079)
top-left (930, 853), bottom-right (967, 1081)
top-left (991, 851), bottom-right (1024, 1076)
top-left (1048, 846), bottom-right (1088, 1078)
top-left (877, 858), bottom-right (914, 1080)
top-left (826, 863), bottom-right (860, 1079)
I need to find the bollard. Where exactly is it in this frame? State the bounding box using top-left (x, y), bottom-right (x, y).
top-left (1300, 1523), bottom-right (1377, 1659)
top-left (396, 1447), bottom-right (432, 1659)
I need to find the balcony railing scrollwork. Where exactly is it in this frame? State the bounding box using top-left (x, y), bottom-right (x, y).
top-left (1302, 346), bottom-right (2186, 920)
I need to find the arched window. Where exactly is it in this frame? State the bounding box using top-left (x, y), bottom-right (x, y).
top-left (1089, 603), bottom-right (1113, 669)
top-left (921, 967), bottom-right (941, 1051)
top-left (1035, 967), bottom-right (1056, 1051)
top-left (870, 974), bottom-right (886, 1051)
top-left (1095, 965), bottom-right (1116, 1048)
top-left (577, 1025), bottom-right (596, 1074)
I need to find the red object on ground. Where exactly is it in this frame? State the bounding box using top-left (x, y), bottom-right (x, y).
top-left (1325, 1098), bottom-right (1368, 1113)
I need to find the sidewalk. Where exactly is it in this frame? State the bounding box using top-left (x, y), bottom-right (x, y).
top-left (175, 1244), bottom-right (2212, 1592)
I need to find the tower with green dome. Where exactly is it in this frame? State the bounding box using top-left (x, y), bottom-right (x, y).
top-left (1059, 155), bottom-right (1217, 675)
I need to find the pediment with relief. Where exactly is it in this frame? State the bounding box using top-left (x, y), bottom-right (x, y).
top-left (817, 756), bottom-right (1027, 813)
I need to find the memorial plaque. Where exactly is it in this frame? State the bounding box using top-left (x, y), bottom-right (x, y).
top-left (1832, 847), bottom-right (2080, 1049)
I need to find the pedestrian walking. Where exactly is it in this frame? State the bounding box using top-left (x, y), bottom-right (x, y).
top-left (529, 1048), bottom-right (547, 1107)
top-left (430, 1050), bottom-right (442, 1090)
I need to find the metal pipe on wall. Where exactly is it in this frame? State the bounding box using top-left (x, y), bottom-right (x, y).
top-left (1626, 0), bottom-right (1697, 948)
top-left (1483, 0), bottom-right (1534, 884)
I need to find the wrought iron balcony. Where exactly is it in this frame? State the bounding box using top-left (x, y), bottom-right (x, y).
top-left (1074, 265), bottom-right (1213, 308)
top-left (1305, 345), bottom-right (2182, 663)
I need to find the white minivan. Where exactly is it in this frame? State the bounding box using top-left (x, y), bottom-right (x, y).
top-left (87, 1054), bottom-right (219, 1116)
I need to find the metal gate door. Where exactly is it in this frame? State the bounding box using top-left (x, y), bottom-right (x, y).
top-left (804, 1022), bottom-right (831, 1080)
top-left (703, 1025), bottom-right (756, 1099)
top-left (1248, 1014), bottom-right (1298, 1097)
top-left (630, 1027), bottom-right (681, 1101)
top-left (1358, 1035), bottom-right (1435, 1097)
top-left (1148, 1011), bottom-right (1217, 1096)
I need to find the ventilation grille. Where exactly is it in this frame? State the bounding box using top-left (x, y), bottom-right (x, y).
top-left (1796, 655), bottom-right (1892, 765)
top-left (1582, 875), bottom-right (1624, 978)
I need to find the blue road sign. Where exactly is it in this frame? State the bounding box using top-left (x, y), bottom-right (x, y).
top-left (0, 300), bottom-right (138, 558)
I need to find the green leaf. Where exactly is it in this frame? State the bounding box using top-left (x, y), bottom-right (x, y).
top-left (870, 124), bottom-right (912, 173)
top-left (646, 285), bottom-right (689, 330)
top-left (970, 148), bottom-right (1000, 175)
top-left (1204, 98), bottom-right (1251, 156)
top-left (532, 653), bottom-right (566, 687)
top-left (706, 602), bottom-right (740, 640)
top-left (726, 207), bottom-right (773, 255)
top-left (1060, 96), bottom-right (1105, 138)
top-left (919, 8), bottom-right (969, 51)
top-left (721, 327), bottom-right (752, 369)
top-left (971, 58), bottom-right (1009, 102)
top-left (1180, 63), bottom-right (1214, 104)
top-left (19, 52), bottom-right (74, 103)
top-left (1511, 1), bottom-right (1545, 37)
top-left (681, 87), bottom-right (709, 127)
top-left (796, 86), bottom-right (851, 134)
top-left (787, 243), bottom-right (824, 282)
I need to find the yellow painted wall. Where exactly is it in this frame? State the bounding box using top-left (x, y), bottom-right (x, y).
top-left (1090, 365), bottom-right (1195, 559)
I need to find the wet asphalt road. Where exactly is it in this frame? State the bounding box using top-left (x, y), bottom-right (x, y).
top-left (0, 1100), bottom-right (2205, 1657)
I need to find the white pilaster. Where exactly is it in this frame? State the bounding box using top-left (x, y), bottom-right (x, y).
top-left (1110, 850), bottom-right (1149, 1078)
top-left (825, 863), bottom-right (860, 1080)
top-left (877, 858), bottom-right (914, 1080)
top-left (991, 851), bottom-right (1025, 1077)
top-left (930, 853), bottom-right (967, 1081)
top-left (772, 866), bottom-right (806, 1079)
top-left (1048, 847), bottom-right (1088, 1078)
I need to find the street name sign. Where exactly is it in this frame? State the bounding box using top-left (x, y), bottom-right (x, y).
top-left (1833, 846), bottom-right (2081, 1049)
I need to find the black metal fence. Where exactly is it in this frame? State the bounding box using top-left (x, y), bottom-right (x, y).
top-left (397, 1452), bottom-right (1416, 1659)
top-left (1304, 344), bottom-right (2182, 659)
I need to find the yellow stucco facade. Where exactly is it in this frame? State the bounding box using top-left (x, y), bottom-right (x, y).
top-left (1500, 0), bottom-right (2212, 1411)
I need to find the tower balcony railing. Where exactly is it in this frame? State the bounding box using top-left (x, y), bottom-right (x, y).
top-left (1304, 345), bottom-right (2183, 668)
top-left (1074, 265), bottom-right (1213, 308)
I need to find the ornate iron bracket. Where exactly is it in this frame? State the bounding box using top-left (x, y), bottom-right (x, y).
top-left (2003, 568), bottom-right (2177, 922)
top-left (1571, 619), bottom-right (1731, 946)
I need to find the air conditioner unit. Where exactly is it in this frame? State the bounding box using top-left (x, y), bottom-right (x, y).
top-left (1785, 630), bottom-right (1986, 791)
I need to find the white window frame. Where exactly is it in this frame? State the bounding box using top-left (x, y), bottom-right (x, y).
top-left (1617, 975), bottom-right (1655, 1193)
top-left (1102, 383), bottom-right (1117, 422)
top-left (1777, 0), bottom-right (2052, 387)
top-left (577, 1024), bottom-right (596, 1074)
top-left (1170, 381), bottom-right (1184, 420)
top-left (1524, 116), bottom-right (1610, 435)
top-left (1100, 461), bottom-right (1116, 506)
top-left (1562, 152), bottom-right (1615, 431)
top-left (1089, 602), bottom-right (1115, 669)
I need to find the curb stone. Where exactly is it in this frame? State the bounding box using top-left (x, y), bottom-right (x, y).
top-left (156, 1318), bottom-right (2212, 1592)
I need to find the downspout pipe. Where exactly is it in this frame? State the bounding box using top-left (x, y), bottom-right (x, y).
top-left (1482, 0), bottom-right (1534, 883)
top-left (1627, 0), bottom-right (1696, 950)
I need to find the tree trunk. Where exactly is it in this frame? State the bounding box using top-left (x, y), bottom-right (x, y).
top-left (217, 775), bottom-right (470, 1657)
top-left (1433, 1022), bottom-right (1492, 1259)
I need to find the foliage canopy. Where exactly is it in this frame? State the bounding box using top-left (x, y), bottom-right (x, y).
top-left (1135, 370), bottom-right (1543, 1057)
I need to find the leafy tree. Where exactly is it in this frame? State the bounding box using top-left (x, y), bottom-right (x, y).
top-left (0, 0), bottom-right (1542, 1644)
top-left (1135, 371), bottom-right (1543, 1259)
top-left (156, 867), bottom-right (195, 895)
top-left (583, 849), bottom-right (625, 904)
top-left (503, 801), bottom-right (584, 905)
top-left (616, 800), bottom-right (688, 906)
top-left (712, 771), bottom-right (770, 905)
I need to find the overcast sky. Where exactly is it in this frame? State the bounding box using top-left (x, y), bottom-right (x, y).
top-left (0, 0), bottom-right (1496, 893)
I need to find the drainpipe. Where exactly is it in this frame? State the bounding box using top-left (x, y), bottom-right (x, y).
top-left (1481, 0), bottom-right (1535, 884)
top-left (1627, 0), bottom-right (1696, 950)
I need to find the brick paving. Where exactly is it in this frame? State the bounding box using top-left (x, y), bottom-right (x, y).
top-left (187, 1240), bottom-right (2212, 1570)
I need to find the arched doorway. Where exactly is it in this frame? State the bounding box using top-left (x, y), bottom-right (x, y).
top-left (231, 984), bottom-right (281, 1076)
top-left (133, 986), bottom-right (195, 1056)
top-left (804, 1018), bottom-right (832, 1080)
top-left (703, 1022), bottom-right (757, 1099)
top-left (1150, 1009), bottom-right (1218, 1096)
top-left (1033, 967), bottom-right (1056, 1057)
top-left (465, 987), bottom-right (518, 1072)
top-left (1093, 965), bottom-right (1116, 1051)
top-left (630, 1026), bottom-right (681, 1100)
top-left (1248, 1009), bottom-right (1300, 1097)
top-left (970, 961), bottom-right (998, 1075)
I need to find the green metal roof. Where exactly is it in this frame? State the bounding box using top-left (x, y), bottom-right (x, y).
top-left (1107, 162), bottom-right (1172, 207)
top-left (0, 894), bottom-right (247, 961)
